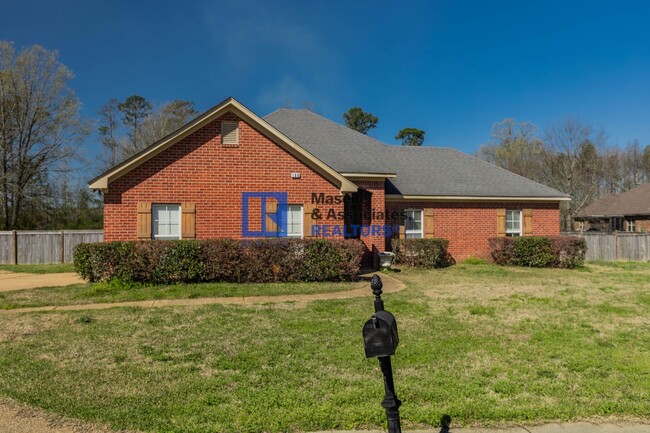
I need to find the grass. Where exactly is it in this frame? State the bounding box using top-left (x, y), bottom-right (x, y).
top-left (0, 262), bottom-right (648, 432)
top-left (0, 279), bottom-right (361, 309)
top-left (0, 263), bottom-right (75, 274)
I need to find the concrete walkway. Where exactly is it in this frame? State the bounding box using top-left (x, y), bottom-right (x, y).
top-left (313, 423), bottom-right (650, 433)
top-left (1, 271), bottom-right (405, 314)
top-left (0, 271), bottom-right (84, 292)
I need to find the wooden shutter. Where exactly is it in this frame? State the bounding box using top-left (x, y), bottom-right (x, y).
top-left (265, 199), bottom-right (278, 235)
top-left (398, 222), bottom-right (405, 239)
top-left (181, 203), bottom-right (196, 239)
top-left (496, 208), bottom-right (506, 237)
top-left (303, 203), bottom-right (316, 238)
top-left (423, 208), bottom-right (435, 238)
top-left (523, 208), bottom-right (533, 236)
top-left (137, 202), bottom-right (152, 240)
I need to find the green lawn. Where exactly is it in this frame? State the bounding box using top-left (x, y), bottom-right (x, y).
top-left (0, 262), bottom-right (648, 432)
top-left (0, 280), bottom-right (361, 309)
top-left (0, 263), bottom-right (75, 274)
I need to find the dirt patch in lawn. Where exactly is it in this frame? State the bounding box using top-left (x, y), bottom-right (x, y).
top-left (0, 272), bottom-right (83, 292)
top-left (0, 398), bottom-right (136, 433)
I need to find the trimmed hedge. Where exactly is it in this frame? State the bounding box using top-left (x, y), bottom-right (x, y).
top-left (391, 238), bottom-right (455, 268)
top-left (488, 236), bottom-right (587, 268)
top-left (73, 238), bottom-right (365, 284)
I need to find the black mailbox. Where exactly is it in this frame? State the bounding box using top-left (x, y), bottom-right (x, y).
top-left (363, 310), bottom-right (399, 358)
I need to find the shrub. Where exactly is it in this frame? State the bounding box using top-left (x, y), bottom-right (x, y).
top-left (512, 236), bottom-right (555, 267)
top-left (301, 239), bottom-right (365, 281)
top-left (391, 238), bottom-right (454, 268)
top-left (488, 236), bottom-right (587, 268)
top-left (548, 236), bottom-right (587, 269)
top-left (73, 238), bottom-right (364, 284)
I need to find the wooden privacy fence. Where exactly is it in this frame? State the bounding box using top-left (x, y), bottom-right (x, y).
top-left (563, 232), bottom-right (650, 262)
top-left (0, 230), bottom-right (103, 265)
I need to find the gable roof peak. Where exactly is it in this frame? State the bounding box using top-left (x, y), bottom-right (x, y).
top-left (88, 97), bottom-right (357, 193)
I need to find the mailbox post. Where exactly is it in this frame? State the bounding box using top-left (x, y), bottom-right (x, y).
top-left (362, 274), bottom-right (402, 433)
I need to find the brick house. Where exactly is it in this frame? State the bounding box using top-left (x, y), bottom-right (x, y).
top-left (575, 183), bottom-right (650, 233)
top-left (90, 97), bottom-right (569, 265)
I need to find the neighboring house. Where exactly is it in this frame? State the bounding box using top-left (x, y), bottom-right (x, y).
top-left (575, 183), bottom-right (650, 233)
top-left (89, 97), bottom-right (569, 265)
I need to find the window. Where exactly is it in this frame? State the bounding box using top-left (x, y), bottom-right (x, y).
top-left (404, 209), bottom-right (423, 239)
top-left (506, 209), bottom-right (522, 237)
top-left (610, 217), bottom-right (624, 232)
top-left (221, 121), bottom-right (239, 146)
top-left (286, 204), bottom-right (303, 238)
top-left (627, 219), bottom-right (636, 232)
top-left (578, 221), bottom-right (585, 231)
top-left (152, 204), bottom-right (181, 240)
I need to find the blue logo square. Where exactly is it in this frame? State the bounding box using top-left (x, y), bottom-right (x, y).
top-left (241, 192), bottom-right (289, 238)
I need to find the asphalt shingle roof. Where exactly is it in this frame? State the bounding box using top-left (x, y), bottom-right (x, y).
top-left (578, 183), bottom-right (650, 217)
top-left (264, 109), bottom-right (568, 199)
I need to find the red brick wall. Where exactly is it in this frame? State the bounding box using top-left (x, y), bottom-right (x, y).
top-left (104, 113), bottom-right (344, 241)
top-left (386, 201), bottom-right (561, 261)
top-left (356, 180), bottom-right (387, 266)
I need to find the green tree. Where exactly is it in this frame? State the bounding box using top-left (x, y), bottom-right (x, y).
top-left (395, 128), bottom-right (425, 146)
top-left (0, 42), bottom-right (86, 230)
top-left (342, 107), bottom-right (378, 134)
top-left (98, 98), bottom-right (120, 168)
top-left (117, 95), bottom-right (152, 154)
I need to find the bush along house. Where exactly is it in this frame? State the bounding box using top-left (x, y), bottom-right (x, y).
top-left (90, 97), bottom-right (570, 266)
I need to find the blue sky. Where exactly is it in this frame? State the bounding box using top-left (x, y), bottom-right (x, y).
top-left (3, 0), bottom-right (650, 159)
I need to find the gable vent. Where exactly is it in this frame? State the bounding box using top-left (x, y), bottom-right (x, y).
top-left (221, 121), bottom-right (239, 147)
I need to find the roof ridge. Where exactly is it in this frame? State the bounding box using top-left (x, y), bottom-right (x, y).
top-left (268, 108), bottom-right (398, 148)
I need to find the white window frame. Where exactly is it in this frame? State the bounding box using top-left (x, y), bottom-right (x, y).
top-left (627, 219), bottom-right (636, 232)
top-left (286, 204), bottom-right (303, 238)
top-left (152, 204), bottom-right (181, 240)
top-left (404, 209), bottom-right (423, 239)
top-left (506, 209), bottom-right (522, 237)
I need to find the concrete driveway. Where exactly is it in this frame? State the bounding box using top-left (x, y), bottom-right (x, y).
top-left (0, 271), bottom-right (84, 292)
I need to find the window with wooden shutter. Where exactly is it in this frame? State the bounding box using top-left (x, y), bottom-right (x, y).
top-left (404, 209), bottom-right (423, 239)
top-left (523, 208), bottom-right (533, 235)
top-left (181, 203), bottom-right (196, 239)
top-left (496, 208), bottom-right (506, 237)
top-left (153, 204), bottom-right (181, 240)
top-left (137, 202), bottom-right (152, 239)
top-left (286, 205), bottom-right (303, 238)
top-left (221, 121), bottom-right (239, 147)
top-left (505, 209), bottom-right (522, 237)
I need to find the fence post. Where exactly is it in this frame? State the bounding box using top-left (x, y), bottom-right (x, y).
top-left (12, 230), bottom-right (18, 265)
top-left (615, 232), bottom-right (618, 261)
top-left (60, 229), bottom-right (65, 264)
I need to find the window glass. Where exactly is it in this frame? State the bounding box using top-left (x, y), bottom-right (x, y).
top-left (286, 205), bottom-right (303, 238)
top-left (405, 210), bottom-right (423, 239)
top-left (153, 204), bottom-right (181, 240)
top-left (610, 217), bottom-right (624, 232)
top-left (506, 210), bottom-right (522, 237)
